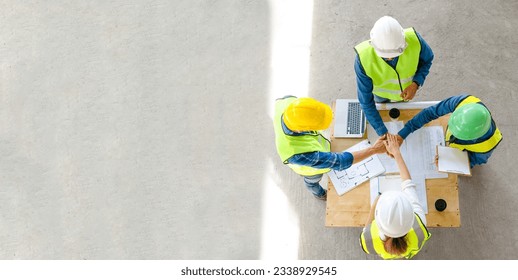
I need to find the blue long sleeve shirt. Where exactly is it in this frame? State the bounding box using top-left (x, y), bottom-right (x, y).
top-left (355, 31), bottom-right (434, 136)
top-left (397, 94), bottom-right (499, 168)
top-left (280, 119), bottom-right (354, 171)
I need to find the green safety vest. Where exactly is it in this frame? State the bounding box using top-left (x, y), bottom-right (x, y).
top-left (446, 96), bottom-right (503, 153)
top-left (360, 214), bottom-right (431, 260)
top-left (273, 97), bottom-right (331, 176)
top-left (355, 28), bottom-right (421, 101)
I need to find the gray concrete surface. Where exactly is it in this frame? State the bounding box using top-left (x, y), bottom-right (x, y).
top-left (0, 0), bottom-right (517, 260)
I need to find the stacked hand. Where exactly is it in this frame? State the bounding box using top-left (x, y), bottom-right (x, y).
top-left (371, 134), bottom-right (387, 154)
top-left (383, 134), bottom-right (402, 158)
top-left (370, 134), bottom-right (404, 157)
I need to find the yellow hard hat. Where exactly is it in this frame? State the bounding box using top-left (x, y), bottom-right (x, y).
top-left (283, 97), bottom-right (333, 131)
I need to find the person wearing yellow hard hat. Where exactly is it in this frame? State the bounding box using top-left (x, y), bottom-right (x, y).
top-left (395, 94), bottom-right (502, 168)
top-left (273, 96), bottom-right (387, 200)
top-left (354, 16), bottom-right (434, 138)
top-left (360, 134), bottom-right (431, 259)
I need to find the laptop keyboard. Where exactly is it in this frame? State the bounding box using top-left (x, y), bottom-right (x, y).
top-left (347, 102), bottom-right (364, 134)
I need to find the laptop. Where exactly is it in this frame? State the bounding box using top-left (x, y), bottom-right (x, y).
top-left (333, 99), bottom-right (366, 138)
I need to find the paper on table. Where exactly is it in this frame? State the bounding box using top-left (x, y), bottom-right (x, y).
top-left (437, 145), bottom-right (471, 176)
top-left (367, 122), bottom-right (445, 179)
top-left (405, 126), bottom-right (448, 179)
top-left (328, 140), bottom-right (386, 196)
top-left (412, 172), bottom-right (428, 214)
top-left (369, 174), bottom-right (401, 204)
top-left (369, 173), bottom-right (428, 213)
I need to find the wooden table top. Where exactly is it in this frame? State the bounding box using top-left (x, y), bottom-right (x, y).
top-left (325, 107), bottom-right (460, 228)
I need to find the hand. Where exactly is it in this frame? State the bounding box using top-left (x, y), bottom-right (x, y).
top-left (371, 134), bottom-right (387, 154)
top-left (383, 134), bottom-right (402, 157)
top-left (400, 82), bottom-right (418, 101)
top-left (434, 154), bottom-right (439, 167)
top-left (384, 133), bottom-right (403, 158)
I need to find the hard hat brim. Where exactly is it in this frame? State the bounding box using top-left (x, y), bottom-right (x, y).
top-left (283, 98), bottom-right (333, 131)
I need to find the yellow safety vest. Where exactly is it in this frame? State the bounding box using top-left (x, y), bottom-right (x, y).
top-left (273, 97), bottom-right (331, 176)
top-left (355, 28), bottom-right (421, 101)
top-left (360, 214), bottom-right (431, 260)
top-left (446, 96), bottom-right (503, 153)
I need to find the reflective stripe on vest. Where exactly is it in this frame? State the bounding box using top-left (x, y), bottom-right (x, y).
top-left (361, 214), bottom-right (431, 259)
top-left (354, 28), bottom-right (421, 101)
top-left (446, 96), bottom-right (503, 153)
top-left (273, 97), bottom-right (332, 176)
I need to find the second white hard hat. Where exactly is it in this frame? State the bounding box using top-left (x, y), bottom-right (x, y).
top-left (370, 16), bottom-right (407, 58)
top-left (375, 191), bottom-right (414, 238)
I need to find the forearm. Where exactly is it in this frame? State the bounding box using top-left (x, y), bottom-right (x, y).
top-left (361, 99), bottom-right (388, 136)
top-left (413, 32), bottom-right (434, 86)
top-left (355, 57), bottom-right (388, 136)
top-left (358, 88), bottom-right (387, 136)
top-left (413, 61), bottom-right (432, 87)
top-left (394, 152), bottom-right (411, 180)
top-left (402, 180), bottom-right (426, 224)
top-left (398, 95), bottom-right (463, 139)
top-left (365, 196), bottom-right (380, 227)
top-left (288, 151), bottom-right (354, 171)
top-left (351, 147), bottom-right (376, 164)
top-left (413, 57), bottom-right (433, 87)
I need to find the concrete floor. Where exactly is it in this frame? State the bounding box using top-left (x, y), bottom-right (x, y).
top-left (0, 0), bottom-right (517, 260)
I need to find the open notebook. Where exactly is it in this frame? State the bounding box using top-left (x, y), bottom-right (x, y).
top-left (437, 145), bottom-right (471, 176)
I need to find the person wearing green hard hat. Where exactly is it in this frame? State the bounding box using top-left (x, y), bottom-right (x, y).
top-left (448, 103), bottom-right (492, 140)
top-left (395, 94), bottom-right (502, 168)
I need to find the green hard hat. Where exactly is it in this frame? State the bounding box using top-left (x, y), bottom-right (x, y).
top-left (448, 103), bottom-right (491, 140)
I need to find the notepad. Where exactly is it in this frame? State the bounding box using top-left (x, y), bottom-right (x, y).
top-left (437, 145), bottom-right (471, 176)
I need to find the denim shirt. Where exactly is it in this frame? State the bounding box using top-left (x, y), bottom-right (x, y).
top-left (281, 119), bottom-right (354, 170)
top-left (355, 32), bottom-right (434, 136)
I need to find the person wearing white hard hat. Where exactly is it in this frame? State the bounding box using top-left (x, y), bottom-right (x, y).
top-left (360, 134), bottom-right (431, 259)
top-left (354, 16), bottom-right (434, 138)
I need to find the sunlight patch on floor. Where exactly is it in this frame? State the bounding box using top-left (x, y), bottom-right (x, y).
top-left (261, 0), bottom-right (314, 260)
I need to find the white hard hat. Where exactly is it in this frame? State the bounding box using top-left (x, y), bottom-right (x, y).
top-left (370, 16), bottom-right (407, 58)
top-left (375, 191), bottom-right (414, 238)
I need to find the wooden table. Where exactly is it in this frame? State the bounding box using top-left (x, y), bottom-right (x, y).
top-left (325, 108), bottom-right (461, 228)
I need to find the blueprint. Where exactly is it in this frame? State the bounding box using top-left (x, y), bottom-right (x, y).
top-left (367, 122), bottom-right (447, 179)
top-left (328, 140), bottom-right (385, 196)
top-left (366, 122), bottom-right (447, 213)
